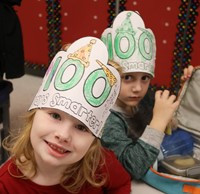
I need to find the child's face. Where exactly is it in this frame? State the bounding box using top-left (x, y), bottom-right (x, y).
top-left (118, 72), bottom-right (151, 108)
top-left (30, 108), bottom-right (95, 168)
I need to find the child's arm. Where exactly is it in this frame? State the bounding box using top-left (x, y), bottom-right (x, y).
top-left (102, 113), bottom-right (161, 180)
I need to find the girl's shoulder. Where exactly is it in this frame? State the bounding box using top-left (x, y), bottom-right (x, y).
top-left (102, 147), bottom-right (116, 159)
top-left (102, 148), bottom-right (126, 169)
top-left (107, 109), bottom-right (128, 125)
top-left (0, 158), bottom-right (23, 178)
top-left (100, 148), bottom-right (131, 191)
top-left (0, 159), bottom-right (12, 176)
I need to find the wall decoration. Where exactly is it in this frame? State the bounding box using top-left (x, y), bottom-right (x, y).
top-left (107, 0), bottom-right (127, 26)
top-left (17, 0), bottom-right (199, 91)
top-left (171, 0), bottom-right (200, 94)
top-left (46, 0), bottom-right (62, 62)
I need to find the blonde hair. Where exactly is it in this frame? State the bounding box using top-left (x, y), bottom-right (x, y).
top-left (3, 109), bottom-right (107, 193)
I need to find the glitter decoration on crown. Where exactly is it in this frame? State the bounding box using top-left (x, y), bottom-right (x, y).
top-left (101, 11), bottom-right (156, 77)
top-left (29, 37), bottom-right (121, 138)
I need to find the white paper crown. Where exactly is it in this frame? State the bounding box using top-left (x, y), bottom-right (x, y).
top-left (29, 37), bottom-right (121, 138)
top-left (101, 11), bottom-right (156, 77)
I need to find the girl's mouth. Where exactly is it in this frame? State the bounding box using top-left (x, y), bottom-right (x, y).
top-left (128, 96), bottom-right (141, 101)
top-left (46, 141), bottom-right (69, 154)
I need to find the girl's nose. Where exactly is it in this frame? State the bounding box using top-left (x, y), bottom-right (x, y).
top-left (54, 128), bottom-right (72, 143)
top-left (55, 134), bottom-right (71, 143)
top-left (132, 82), bottom-right (142, 92)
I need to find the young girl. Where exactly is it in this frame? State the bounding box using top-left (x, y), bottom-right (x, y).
top-left (101, 10), bottom-right (194, 180)
top-left (0, 37), bottom-right (131, 193)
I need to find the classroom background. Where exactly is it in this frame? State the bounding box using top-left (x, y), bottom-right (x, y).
top-left (16, 0), bottom-right (200, 94)
top-left (0, 1), bottom-right (199, 193)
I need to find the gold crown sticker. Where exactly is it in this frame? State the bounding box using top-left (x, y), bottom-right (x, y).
top-left (68, 39), bottom-right (96, 67)
top-left (96, 60), bottom-right (117, 87)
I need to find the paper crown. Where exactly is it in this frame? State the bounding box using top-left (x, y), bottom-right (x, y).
top-left (101, 11), bottom-right (156, 77)
top-left (29, 37), bottom-right (121, 138)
